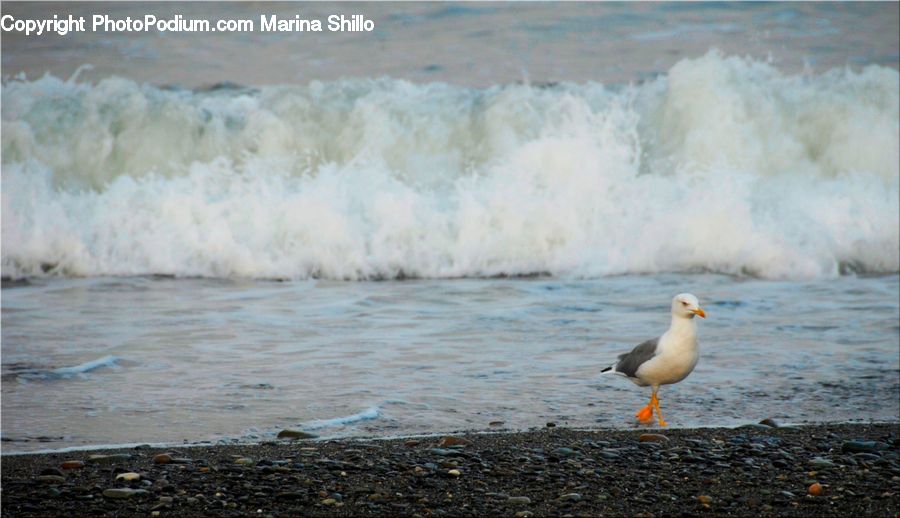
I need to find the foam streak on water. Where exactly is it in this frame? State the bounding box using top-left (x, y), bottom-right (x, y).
top-left (3, 52), bottom-right (898, 281)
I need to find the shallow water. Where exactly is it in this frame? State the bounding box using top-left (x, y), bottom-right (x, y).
top-left (2, 274), bottom-right (897, 453)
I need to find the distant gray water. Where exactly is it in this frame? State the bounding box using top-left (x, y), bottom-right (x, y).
top-left (2, 274), bottom-right (897, 452)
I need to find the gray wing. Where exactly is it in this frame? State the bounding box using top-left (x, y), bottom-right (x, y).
top-left (614, 338), bottom-right (660, 378)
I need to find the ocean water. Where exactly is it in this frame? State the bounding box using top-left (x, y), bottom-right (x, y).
top-left (2, 3), bottom-right (899, 453)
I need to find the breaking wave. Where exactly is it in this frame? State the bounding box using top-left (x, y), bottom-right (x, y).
top-left (3, 51), bottom-right (898, 280)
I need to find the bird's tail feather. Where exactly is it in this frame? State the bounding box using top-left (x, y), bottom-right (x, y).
top-left (600, 365), bottom-right (614, 374)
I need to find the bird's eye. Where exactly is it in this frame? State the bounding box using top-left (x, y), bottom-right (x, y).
top-left (681, 301), bottom-right (688, 306)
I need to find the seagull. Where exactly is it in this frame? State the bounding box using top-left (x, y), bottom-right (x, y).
top-left (601, 293), bottom-right (706, 427)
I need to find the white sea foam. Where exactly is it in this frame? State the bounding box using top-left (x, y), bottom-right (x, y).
top-left (10, 355), bottom-right (120, 381)
top-left (301, 405), bottom-right (382, 430)
top-left (3, 52), bottom-right (898, 280)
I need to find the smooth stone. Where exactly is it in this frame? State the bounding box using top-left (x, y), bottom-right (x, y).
top-left (808, 457), bottom-right (835, 469)
top-left (87, 454), bottom-right (132, 464)
top-left (559, 493), bottom-right (582, 502)
top-left (489, 421), bottom-right (505, 427)
top-left (600, 451), bottom-right (620, 460)
top-left (552, 447), bottom-right (577, 458)
top-left (546, 422), bottom-right (557, 428)
top-left (153, 454), bottom-right (173, 464)
top-left (516, 512), bottom-right (534, 518)
top-left (40, 468), bottom-right (65, 477)
top-left (322, 498), bottom-right (338, 506)
top-left (809, 482), bottom-right (824, 496)
top-left (759, 418), bottom-right (780, 428)
top-left (639, 433), bottom-right (669, 443)
top-left (447, 469), bottom-right (461, 477)
top-left (60, 461), bottom-right (85, 470)
top-left (779, 491), bottom-right (797, 499)
top-left (430, 448), bottom-right (463, 457)
top-left (698, 495), bottom-right (713, 505)
top-left (234, 458), bottom-right (254, 465)
top-left (507, 496), bottom-right (532, 505)
top-left (438, 436), bottom-right (471, 447)
top-left (841, 440), bottom-right (880, 453)
top-left (116, 472), bottom-right (141, 482)
top-left (36, 475), bottom-right (65, 484)
top-left (103, 488), bottom-right (148, 499)
top-left (277, 429), bottom-right (318, 440)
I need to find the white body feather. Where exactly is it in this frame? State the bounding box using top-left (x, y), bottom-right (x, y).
top-left (631, 318), bottom-right (699, 387)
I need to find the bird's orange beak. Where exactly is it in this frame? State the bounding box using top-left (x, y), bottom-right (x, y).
top-left (691, 308), bottom-right (706, 318)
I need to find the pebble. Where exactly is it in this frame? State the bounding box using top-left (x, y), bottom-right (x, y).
top-left (546, 422), bottom-right (557, 428)
top-left (103, 488), bottom-right (148, 499)
top-left (559, 493), bottom-right (582, 502)
top-left (36, 475), bottom-right (65, 484)
top-left (639, 433), bottom-right (669, 443)
top-left (808, 457), bottom-right (836, 469)
top-left (841, 440), bottom-right (881, 453)
top-left (515, 512), bottom-right (534, 518)
top-left (277, 429), bottom-right (318, 440)
top-left (697, 495), bottom-right (713, 505)
top-left (489, 421), bottom-right (505, 427)
top-left (60, 461), bottom-right (85, 470)
top-left (759, 418), bottom-right (780, 428)
top-left (447, 469), bottom-right (461, 477)
top-left (507, 496), bottom-right (532, 505)
top-left (430, 448), bottom-right (464, 457)
top-left (599, 450), bottom-right (620, 460)
top-left (234, 458), bottom-right (254, 465)
top-left (552, 447), bottom-right (577, 458)
top-left (153, 454), bottom-right (173, 464)
top-left (322, 498), bottom-right (338, 506)
top-left (439, 436), bottom-right (471, 447)
top-left (86, 453), bottom-right (132, 465)
top-left (808, 482), bottom-right (824, 496)
top-left (115, 472), bottom-right (141, 482)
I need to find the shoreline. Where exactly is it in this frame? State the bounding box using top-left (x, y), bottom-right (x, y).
top-left (3, 419), bottom-right (899, 457)
top-left (2, 422), bottom-right (897, 517)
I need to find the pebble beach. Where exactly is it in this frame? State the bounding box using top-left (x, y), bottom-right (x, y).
top-left (2, 422), bottom-right (898, 517)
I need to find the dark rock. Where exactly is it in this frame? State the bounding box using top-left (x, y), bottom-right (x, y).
top-left (277, 429), bottom-right (318, 440)
top-left (507, 496), bottom-right (532, 505)
top-left (842, 440), bottom-right (887, 453)
top-left (103, 488), bottom-right (148, 499)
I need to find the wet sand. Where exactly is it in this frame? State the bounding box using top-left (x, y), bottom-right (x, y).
top-left (2, 422), bottom-right (898, 517)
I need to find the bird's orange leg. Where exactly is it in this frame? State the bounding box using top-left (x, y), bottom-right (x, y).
top-left (651, 392), bottom-right (667, 427)
top-left (635, 395), bottom-right (654, 423)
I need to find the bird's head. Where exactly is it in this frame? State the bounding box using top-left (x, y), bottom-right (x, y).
top-left (672, 293), bottom-right (706, 319)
